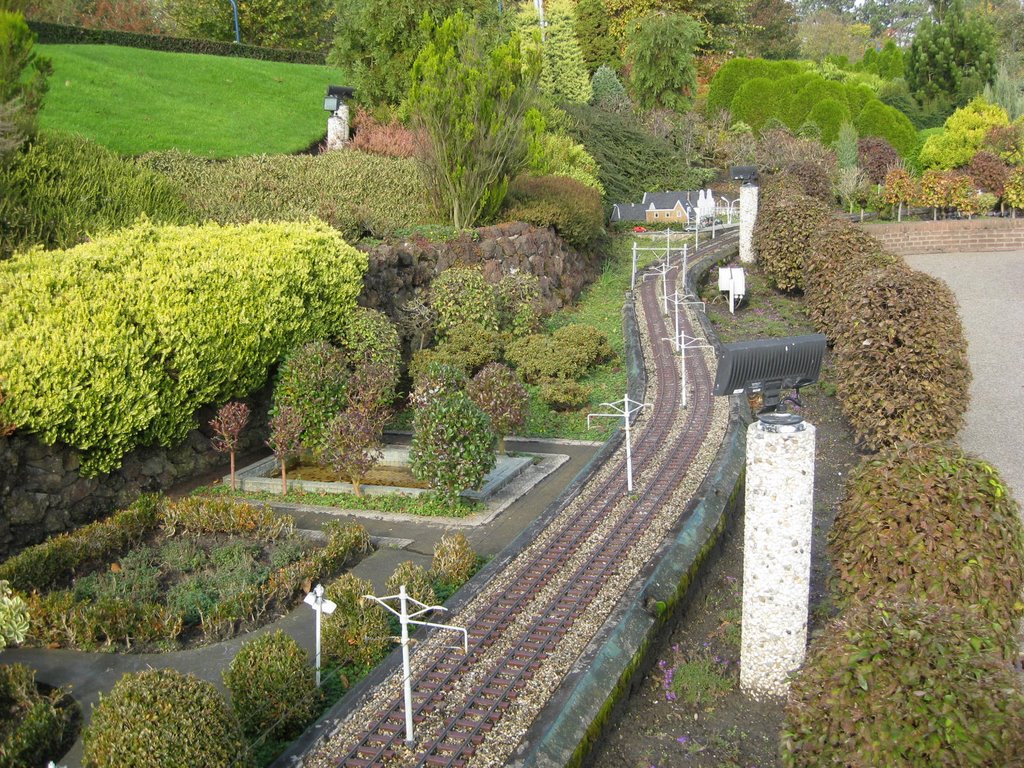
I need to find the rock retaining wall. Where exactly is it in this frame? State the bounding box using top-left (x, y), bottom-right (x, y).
top-left (0, 390), bottom-right (271, 560)
top-left (862, 217), bottom-right (1024, 256)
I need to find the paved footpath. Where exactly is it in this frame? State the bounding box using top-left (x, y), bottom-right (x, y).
top-left (903, 250), bottom-right (1024, 500)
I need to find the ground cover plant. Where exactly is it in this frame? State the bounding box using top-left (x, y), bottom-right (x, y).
top-left (0, 495), bottom-right (372, 651)
top-left (36, 43), bottom-right (348, 156)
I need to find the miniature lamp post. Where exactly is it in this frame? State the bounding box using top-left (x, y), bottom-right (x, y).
top-left (588, 395), bottom-right (651, 491)
top-left (364, 586), bottom-right (468, 747)
top-left (304, 584), bottom-right (337, 687)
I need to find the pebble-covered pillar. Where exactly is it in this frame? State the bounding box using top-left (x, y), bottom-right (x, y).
top-left (740, 419), bottom-right (815, 699)
top-left (326, 103), bottom-right (350, 150)
top-left (739, 184), bottom-right (758, 263)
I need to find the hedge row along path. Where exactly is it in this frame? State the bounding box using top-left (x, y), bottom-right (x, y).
top-left (298, 231), bottom-right (739, 768)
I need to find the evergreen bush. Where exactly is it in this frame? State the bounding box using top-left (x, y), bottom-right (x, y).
top-left (430, 532), bottom-right (477, 588)
top-left (385, 561), bottom-right (437, 607)
top-left (503, 174), bottom-right (605, 251)
top-left (496, 272), bottom-right (543, 337)
top-left (429, 266), bottom-right (500, 336)
top-left (272, 341), bottom-right (350, 452)
top-left (223, 630), bottom-right (322, 741)
top-left (833, 264), bottom-right (971, 450)
top-left (853, 100), bottom-right (919, 158)
top-left (829, 443), bottom-right (1024, 656)
top-left (538, 380), bottom-right (592, 411)
top-left (433, 323), bottom-right (505, 376)
top-left (0, 132), bottom-right (187, 259)
top-left (505, 324), bottom-right (611, 383)
top-left (83, 669), bottom-right (249, 768)
top-left (321, 573), bottom-right (391, 669)
top-left (467, 362), bottom-right (529, 451)
top-left (0, 663), bottom-right (72, 768)
top-left (410, 391), bottom-right (495, 504)
top-left (781, 601), bottom-right (1024, 767)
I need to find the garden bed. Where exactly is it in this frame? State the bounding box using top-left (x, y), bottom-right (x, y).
top-left (0, 495), bottom-right (371, 652)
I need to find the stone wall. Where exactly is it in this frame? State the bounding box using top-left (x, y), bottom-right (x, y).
top-left (359, 221), bottom-right (603, 346)
top-left (0, 223), bottom-right (601, 558)
top-left (0, 389), bottom-right (271, 560)
top-left (861, 217), bottom-right (1024, 256)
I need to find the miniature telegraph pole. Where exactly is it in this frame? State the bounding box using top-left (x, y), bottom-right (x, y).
top-left (646, 259), bottom-right (673, 315)
top-left (304, 584), bottom-right (337, 686)
top-left (364, 586), bottom-right (468, 747)
top-left (666, 291), bottom-right (706, 351)
top-left (588, 394), bottom-right (650, 491)
top-left (631, 241), bottom-right (638, 290)
top-left (664, 332), bottom-right (712, 409)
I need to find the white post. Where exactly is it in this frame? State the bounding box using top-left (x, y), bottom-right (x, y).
top-left (399, 585), bottom-right (414, 746)
top-left (741, 419), bottom-right (816, 699)
top-left (624, 393), bottom-right (633, 492)
top-left (631, 242), bottom-right (637, 290)
top-left (739, 183), bottom-right (759, 263)
top-left (661, 263), bottom-right (668, 316)
top-left (326, 102), bottom-right (350, 151)
top-left (304, 584), bottom-right (337, 687)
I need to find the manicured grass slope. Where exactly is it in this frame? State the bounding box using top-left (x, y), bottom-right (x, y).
top-left (37, 44), bottom-right (347, 157)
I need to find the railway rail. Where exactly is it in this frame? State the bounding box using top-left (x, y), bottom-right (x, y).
top-left (305, 231), bottom-right (740, 768)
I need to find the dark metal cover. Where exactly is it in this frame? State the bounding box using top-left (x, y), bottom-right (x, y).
top-left (713, 333), bottom-right (826, 398)
top-left (326, 85), bottom-right (356, 100)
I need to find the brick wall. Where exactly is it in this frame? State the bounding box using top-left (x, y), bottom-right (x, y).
top-left (860, 218), bottom-right (1024, 256)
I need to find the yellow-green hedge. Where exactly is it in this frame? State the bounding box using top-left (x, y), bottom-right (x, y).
top-left (0, 218), bottom-right (366, 474)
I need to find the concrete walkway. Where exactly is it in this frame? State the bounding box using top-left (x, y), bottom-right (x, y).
top-left (903, 250), bottom-right (1024, 500)
top-left (4, 437), bottom-right (601, 768)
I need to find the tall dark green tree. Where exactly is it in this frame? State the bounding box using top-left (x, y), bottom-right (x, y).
top-left (0, 10), bottom-right (49, 153)
top-left (623, 12), bottom-right (704, 112)
top-left (906, 0), bottom-right (997, 111)
top-left (518, 0), bottom-right (591, 103)
top-left (574, 0), bottom-right (618, 72)
top-left (409, 10), bottom-right (540, 228)
top-left (743, 0), bottom-right (799, 59)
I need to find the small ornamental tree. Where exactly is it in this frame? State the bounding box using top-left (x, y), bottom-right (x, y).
top-left (623, 12), bottom-right (704, 112)
top-left (320, 360), bottom-right (391, 496)
top-left (857, 136), bottom-right (900, 185)
top-left (467, 363), bottom-right (529, 453)
top-left (210, 401), bottom-right (250, 491)
top-left (273, 341), bottom-right (349, 453)
top-left (266, 405), bottom-right (303, 494)
top-left (410, 390), bottom-right (496, 506)
top-left (1005, 167), bottom-right (1024, 217)
top-left (966, 150), bottom-right (1009, 196)
top-left (883, 166), bottom-right (917, 221)
top-left (409, 360), bottom-right (468, 409)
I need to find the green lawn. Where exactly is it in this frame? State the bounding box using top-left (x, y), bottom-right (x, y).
top-left (37, 44), bottom-right (348, 157)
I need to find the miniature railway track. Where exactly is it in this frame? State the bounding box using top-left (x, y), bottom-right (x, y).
top-left (330, 231), bottom-right (739, 768)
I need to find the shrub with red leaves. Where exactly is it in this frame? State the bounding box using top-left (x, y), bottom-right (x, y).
top-left (210, 401), bottom-right (250, 490)
top-left (350, 110), bottom-right (418, 158)
top-left (966, 151), bottom-right (1009, 196)
top-left (856, 136), bottom-right (900, 185)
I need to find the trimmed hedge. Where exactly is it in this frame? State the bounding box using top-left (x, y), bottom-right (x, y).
top-left (28, 20), bottom-right (323, 63)
top-left (505, 323), bottom-right (612, 383)
top-left (0, 495), bottom-right (162, 592)
top-left (83, 669), bottom-right (250, 768)
top-left (139, 149), bottom-right (432, 243)
top-left (828, 443), bottom-right (1024, 656)
top-left (803, 219), bottom-right (899, 340)
top-left (0, 218), bottom-right (366, 474)
top-left (502, 174), bottom-right (605, 251)
top-left (832, 264), bottom-right (971, 450)
top-left (0, 132), bottom-right (189, 259)
top-left (782, 601), bottom-right (1024, 768)
top-left (752, 183), bottom-right (832, 293)
top-left (223, 630), bottom-right (322, 741)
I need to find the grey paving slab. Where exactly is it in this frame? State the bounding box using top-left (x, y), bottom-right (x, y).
top-left (903, 250), bottom-right (1024, 501)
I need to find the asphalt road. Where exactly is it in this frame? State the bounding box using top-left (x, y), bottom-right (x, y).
top-left (903, 250), bottom-right (1024, 501)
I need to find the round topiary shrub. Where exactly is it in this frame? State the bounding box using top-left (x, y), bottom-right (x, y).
top-left (272, 340), bottom-right (350, 451)
top-left (431, 532), bottom-right (477, 588)
top-left (435, 322), bottom-right (505, 376)
top-left (429, 266), bottom-right (500, 336)
top-left (82, 668), bottom-right (249, 768)
top-left (223, 630), bottom-right (322, 742)
top-left (828, 443), bottom-right (1024, 655)
top-left (385, 561), bottom-right (437, 607)
top-left (321, 573), bottom-right (391, 670)
top-left (408, 358), bottom-right (468, 408)
top-left (410, 391), bottom-right (496, 504)
top-left (781, 601), bottom-right (1024, 767)
top-left (832, 264), bottom-right (971, 450)
top-left (341, 306), bottom-right (401, 405)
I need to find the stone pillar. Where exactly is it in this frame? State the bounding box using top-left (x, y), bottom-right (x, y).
top-left (326, 102), bottom-right (350, 151)
top-left (740, 418), bottom-right (815, 699)
top-left (739, 184), bottom-right (759, 263)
